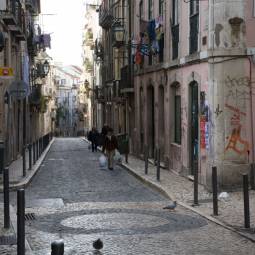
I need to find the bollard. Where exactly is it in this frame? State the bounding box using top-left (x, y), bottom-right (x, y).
top-left (51, 240), bottom-right (64, 255)
top-left (250, 163), bottom-right (255, 190)
top-left (193, 166), bottom-right (199, 206)
top-left (3, 167), bottom-right (10, 229)
top-left (22, 146), bottom-right (26, 177)
top-left (28, 144), bottom-right (32, 170)
top-left (36, 139), bottom-right (39, 159)
top-left (212, 166), bottom-right (218, 216)
top-left (243, 174), bottom-right (250, 228)
top-left (0, 142), bottom-right (4, 174)
top-left (144, 145), bottom-right (148, 175)
top-left (33, 142), bottom-right (36, 164)
top-left (156, 148), bottom-right (160, 181)
top-left (17, 189), bottom-right (25, 255)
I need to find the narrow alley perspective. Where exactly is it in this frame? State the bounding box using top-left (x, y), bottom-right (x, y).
top-left (1, 0), bottom-right (255, 254)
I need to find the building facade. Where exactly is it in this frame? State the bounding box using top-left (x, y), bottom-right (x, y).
top-left (133, 0), bottom-right (255, 188)
top-left (0, 0), bottom-right (54, 167)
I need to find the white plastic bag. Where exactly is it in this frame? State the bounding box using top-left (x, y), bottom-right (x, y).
top-left (99, 155), bottom-right (107, 168)
top-left (114, 150), bottom-right (122, 163)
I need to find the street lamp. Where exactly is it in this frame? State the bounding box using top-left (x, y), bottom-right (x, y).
top-left (43, 60), bottom-right (50, 76)
top-left (112, 22), bottom-right (125, 48)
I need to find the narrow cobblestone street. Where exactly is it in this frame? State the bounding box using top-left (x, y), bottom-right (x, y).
top-left (2, 138), bottom-right (255, 254)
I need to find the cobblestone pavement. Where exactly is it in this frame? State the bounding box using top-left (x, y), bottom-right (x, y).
top-left (1, 138), bottom-right (255, 254)
top-left (122, 155), bottom-right (255, 237)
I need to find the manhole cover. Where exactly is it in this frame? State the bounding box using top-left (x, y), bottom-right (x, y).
top-left (0, 236), bottom-right (17, 245)
top-left (25, 213), bottom-right (36, 221)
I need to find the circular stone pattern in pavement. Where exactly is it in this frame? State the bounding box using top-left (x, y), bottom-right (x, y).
top-left (61, 213), bottom-right (169, 230)
top-left (29, 208), bottom-right (208, 235)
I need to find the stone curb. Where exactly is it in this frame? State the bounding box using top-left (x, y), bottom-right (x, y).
top-left (0, 138), bottom-right (55, 192)
top-left (121, 162), bottom-right (255, 243)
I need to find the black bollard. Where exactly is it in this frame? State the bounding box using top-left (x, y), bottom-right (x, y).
top-left (51, 240), bottom-right (64, 255)
top-left (36, 139), bottom-right (39, 159)
top-left (250, 163), bottom-right (255, 190)
top-left (3, 167), bottom-right (10, 229)
top-left (212, 166), bottom-right (218, 216)
top-left (33, 142), bottom-right (36, 164)
top-left (144, 145), bottom-right (148, 175)
top-left (17, 189), bottom-right (25, 255)
top-left (28, 144), bottom-right (32, 170)
top-left (22, 146), bottom-right (26, 177)
top-left (0, 142), bottom-right (4, 174)
top-left (243, 174), bottom-right (250, 228)
top-left (156, 148), bottom-right (160, 181)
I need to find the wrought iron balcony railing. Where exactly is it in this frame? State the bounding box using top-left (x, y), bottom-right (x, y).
top-left (99, 0), bottom-right (113, 29)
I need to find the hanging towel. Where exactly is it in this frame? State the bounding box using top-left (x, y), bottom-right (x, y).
top-left (147, 19), bottom-right (156, 41)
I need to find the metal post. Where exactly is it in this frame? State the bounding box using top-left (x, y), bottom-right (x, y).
top-left (51, 240), bottom-right (64, 255)
top-left (243, 174), bottom-right (250, 228)
top-left (37, 139), bottom-right (39, 159)
top-left (17, 189), bottom-right (25, 255)
top-left (193, 165), bottom-right (199, 206)
top-left (28, 144), bottom-right (32, 170)
top-left (0, 142), bottom-right (4, 174)
top-left (145, 145), bottom-right (148, 175)
top-left (156, 148), bottom-right (160, 181)
top-left (3, 167), bottom-right (10, 229)
top-left (33, 142), bottom-right (36, 164)
top-left (212, 166), bottom-right (218, 216)
top-left (22, 146), bottom-right (26, 177)
top-left (250, 163), bottom-right (255, 190)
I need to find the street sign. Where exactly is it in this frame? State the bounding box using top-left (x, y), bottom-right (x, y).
top-left (0, 67), bottom-right (14, 78)
top-left (8, 80), bottom-right (29, 100)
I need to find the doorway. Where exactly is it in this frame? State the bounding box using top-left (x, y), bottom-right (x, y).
top-left (147, 85), bottom-right (155, 158)
top-left (190, 82), bottom-right (199, 175)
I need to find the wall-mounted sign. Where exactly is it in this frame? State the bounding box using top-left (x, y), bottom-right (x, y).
top-left (8, 80), bottom-right (29, 100)
top-left (0, 67), bottom-right (14, 78)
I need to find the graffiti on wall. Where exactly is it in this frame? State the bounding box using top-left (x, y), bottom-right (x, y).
top-left (225, 75), bottom-right (255, 107)
top-left (225, 125), bottom-right (249, 155)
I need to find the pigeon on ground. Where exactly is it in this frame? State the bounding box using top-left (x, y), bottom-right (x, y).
top-left (93, 239), bottom-right (103, 250)
top-left (163, 201), bottom-right (177, 211)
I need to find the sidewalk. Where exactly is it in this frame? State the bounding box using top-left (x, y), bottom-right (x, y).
top-left (121, 155), bottom-right (255, 241)
top-left (0, 138), bottom-right (55, 191)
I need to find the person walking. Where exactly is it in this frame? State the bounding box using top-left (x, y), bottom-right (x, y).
top-left (104, 128), bottom-right (118, 170)
top-left (101, 123), bottom-right (109, 151)
top-left (88, 127), bottom-right (99, 152)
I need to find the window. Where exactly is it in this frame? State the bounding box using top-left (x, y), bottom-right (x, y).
top-left (189, 0), bottom-right (199, 54)
top-left (173, 85), bottom-right (181, 144)
top-left (139, 0), bottom-right (144, 19)
top-left (172, 0), bottom-right (178, 25)
top-left (148, 0), bottom-right (153, 20)
top-left (159, 0), bottom-right (164, 16)
top-left (172, 0), bottom-right (179, 59)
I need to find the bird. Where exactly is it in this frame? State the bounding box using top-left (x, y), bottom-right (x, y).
top-left (163, 201), bottom-right (177, 211)
top-left (93, 239), bottom-right (103, 250)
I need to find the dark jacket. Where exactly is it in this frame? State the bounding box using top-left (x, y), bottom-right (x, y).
top-left (104, 135), bottom-right (118, 151)
top-left (88, 130), bottom-right (99, 143)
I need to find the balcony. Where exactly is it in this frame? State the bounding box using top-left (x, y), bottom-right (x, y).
top-left (120, 66), bottom-right (133, 93)
top-left (99, 2), bottom-right (113, 29)
top-left (0, 0), bottom-right (26, 40)
top-left (25, 0), bottom-right (40, 14)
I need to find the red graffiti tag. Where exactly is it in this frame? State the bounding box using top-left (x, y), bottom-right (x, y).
top-left (225, 125), bottom-right (249, 155)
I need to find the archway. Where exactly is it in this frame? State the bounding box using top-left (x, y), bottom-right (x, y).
top-left (189, 81), bottom-right (199, 175)
top-left (158, 85), bottom-right (165, 157)
top-left (147, 85), bottom-right (155, 158)
top-left (139, 86), bottom-right (144, 154)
